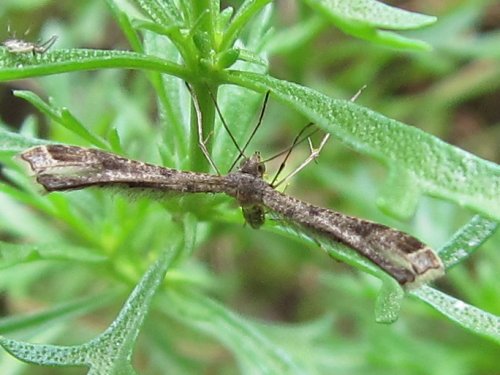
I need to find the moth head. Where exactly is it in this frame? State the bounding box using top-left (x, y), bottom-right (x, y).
top-left (238, 152), bottom-right (265, 178)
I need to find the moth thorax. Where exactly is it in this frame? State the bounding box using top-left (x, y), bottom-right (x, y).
top-left (238, 152), bottom-right (265, 178)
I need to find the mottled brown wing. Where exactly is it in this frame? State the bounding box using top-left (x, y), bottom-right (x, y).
top-left (261, 187), bottom-right (444, 288)
top-left (19, 145), bottom-right (226, 195)
top-left (20, 145), bottom-right (172, 191)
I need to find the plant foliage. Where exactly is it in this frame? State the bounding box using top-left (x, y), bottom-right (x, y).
top-left (0, 0), bottom-right (498, 373)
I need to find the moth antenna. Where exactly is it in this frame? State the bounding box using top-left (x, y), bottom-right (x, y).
top-left (208, 88), bottom-right (246, 164)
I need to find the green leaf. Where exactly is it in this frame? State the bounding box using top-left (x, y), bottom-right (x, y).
top-left (131, 0), bottom-right (181, 27)
top-left (0, 126), bottom-right (47, 154)
top-left (0, 241), bottom-right (107, 270)
top-left (268, 220), bottom-right (406, 322)
top-left (0, 49), bottom-right (189, 81)
top-left (439, 215), bottom-right (499, 269)
top-left (411, 286), bottom-right (500, 343)
top-left (265, 15), bottom-right (327, 54)
top-left (0, 291), bottom-right (120, 334)
top-left (305, 0), bottom-right (437, 29)
top-left (161, 289), bottom-right (306, 375)
top-left (106, 0), bottom-right (145, 53)
top-left (303, 0), bottom-right (437, 50)
top-left (0, 245), bottom-right (178, 373)
top-left (224, 71), bottom-right (500, 221)
top-left (14, 90), bottom-right (109, 149)
top-left (222, 0), bottom-right (273, 51)
top-left (374, 279), bottom-right (404, 323)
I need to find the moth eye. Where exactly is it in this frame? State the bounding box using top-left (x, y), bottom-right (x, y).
top-left (258, 164), bottom-right (265, 174)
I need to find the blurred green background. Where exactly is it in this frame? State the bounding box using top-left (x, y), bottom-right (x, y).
top-left (0, 1), bottom-right (499, 374)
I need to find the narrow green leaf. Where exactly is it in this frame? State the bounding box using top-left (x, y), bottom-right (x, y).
top-left (106, 0), bottom-right (144, 53)
top-left (0, 336), bottom-right (90, 368)
top-left (0, 245), bottom-right (179, 373)
top-left (0, 49), bottom-right (190, 81)
top-left (215, 47), bottom-right (240, 69)
top-left (224, 71), bottom-right (500, 221)
top-left (0, 179), bottom-right (55, 217)
top-left (13, 91), bottom-right (109, 149)
top-left (139, 28), bottom-right (191, 166)
top-left (266, 15), bottom-right (327, 54)
top-left (372, 29), bottom-right (431, 51)
top-left (0, 291), bottom-right (120, 334)
top-left (0, 126), bottom-right (46, 153)
top-left (303, 0), bottom-right (437, 50)
top-left (161, 289), bottom-right (306, 375)
top-left (374, 279), bottom-right (404, 323)
top-left (237, 48), bottom-right (267, 66)
top-left (217, 6), bottom-right (234, 34)
top-left (82, 247), bottom-right (177, 373)
top-left (131, 0), bottom-right (180, 27)
top-left (411, 286), bottom-right (500, 343)
top-left (440, 30), bottom-right (500, 59)
top-left (60, 108), bottom-right (109, 149)
top-left (270, 220), bottom-right (425, 324)
top-left (304, 0), bottom-right (437, 29)
top-left (222, 0), bottom-right (273, 50)
top-left (376, 166), bottom-right (421, 219)
top-left (0, 241), bottom-right (107, 270)
top-left (439, 215), bottom-right (499, 269)
top-left (108, 127), bottom-right (123, 154)
top-left (0, 191), bottom-right (61, 241)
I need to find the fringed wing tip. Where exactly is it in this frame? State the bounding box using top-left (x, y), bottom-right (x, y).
top-left (404, 246), bottom-right (445, 289)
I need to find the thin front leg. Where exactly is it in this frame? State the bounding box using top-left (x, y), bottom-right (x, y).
top-left (272, 85), bottom-right (367, 188)
top-left (185, 83), bottom-right (221, 175)
top-left (272, 132), bottom-right (330, 188)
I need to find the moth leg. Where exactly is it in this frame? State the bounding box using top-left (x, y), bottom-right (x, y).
top-left (273, 132), bottom-right (330, 188)
top-left (38, 35), bottom-right (58, 53)
top-left (185, 83), bottom-right (221, 175)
